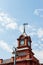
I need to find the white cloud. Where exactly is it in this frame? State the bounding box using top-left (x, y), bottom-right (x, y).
top-left (27, 25), bottom-right (36, 31)
top-left (0, 11), bottom-right (18, 30)
top-left (6, 22), bottom-right (17, 30)
top-left (34, 9), bottom-right (40, 16)
top-left (0, 28), bottom-right (4, 32)
top-left (33, 50), bottom-right (43, 63)
top-left (29, 32), bottom-right (36, 36)
top-left (34, 9), bottom-right (43, 17)
top-left (0, 40), bottom-right (12, 52)
top-left (32, 41), bottom-right (43, 63)
top-left (37, 28), bottom-right (43, 38)
top-left (19, 25), bottom-right (23, 33)
top-left (33, 41), bottom-right (43, 50)
top-left (41, 38), bottom-right (43, 41)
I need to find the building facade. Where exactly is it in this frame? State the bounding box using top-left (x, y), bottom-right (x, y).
top-left (0, 29), bottom-right (43, 65)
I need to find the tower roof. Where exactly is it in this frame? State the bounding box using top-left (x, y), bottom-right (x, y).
top-left (17, 23), bottom-right (31, 41)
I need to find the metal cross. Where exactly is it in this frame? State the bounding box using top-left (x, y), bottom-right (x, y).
top-left (23, 23), bottom-right (28, 33)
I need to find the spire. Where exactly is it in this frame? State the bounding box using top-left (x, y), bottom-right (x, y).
top-left (23, 23), bottom-right (28, 34)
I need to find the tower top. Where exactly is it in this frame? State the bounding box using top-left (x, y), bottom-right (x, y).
top-left (23, 23), bottom-right (28, 34)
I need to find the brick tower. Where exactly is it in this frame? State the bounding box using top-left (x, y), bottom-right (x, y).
top-left (0, 23), bottom-right (40, 65)
top-left (16, 23), bottom-right (40, 65)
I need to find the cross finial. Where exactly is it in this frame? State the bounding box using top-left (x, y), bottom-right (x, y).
top-left (23, 23), bottom-right (28, 33)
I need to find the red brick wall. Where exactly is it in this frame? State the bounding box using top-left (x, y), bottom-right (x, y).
top-left (16, 61), bottom-right (32, 65)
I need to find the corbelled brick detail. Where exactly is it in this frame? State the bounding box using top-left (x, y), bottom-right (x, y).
top-left (11, 57), bottom-right (14, 62)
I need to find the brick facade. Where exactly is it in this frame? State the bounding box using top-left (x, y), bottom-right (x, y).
top-left (0, 33), bottom-right (43, 65)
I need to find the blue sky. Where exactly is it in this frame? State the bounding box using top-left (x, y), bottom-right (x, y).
top-left (0, 0), bottom-right (43, 63)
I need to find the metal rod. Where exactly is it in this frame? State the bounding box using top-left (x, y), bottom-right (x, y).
top-left (14, 48), bottom-right (16, 65)
top-left (23, 23), bottom-right (28, 33)
top-left (12, 47), bottom-right (17, 65)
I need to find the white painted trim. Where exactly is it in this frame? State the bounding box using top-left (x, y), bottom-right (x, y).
top-left (17, 47), bottom-right (29, 51)
top-left (16, 58), bottom-right (32, 62)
